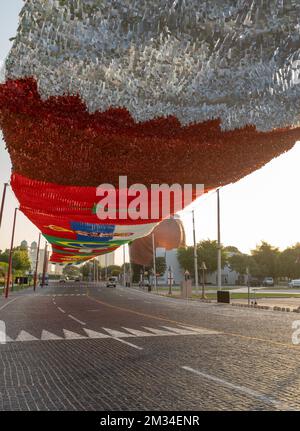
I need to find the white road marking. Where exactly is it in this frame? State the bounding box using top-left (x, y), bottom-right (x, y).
top-left (63, 329), bottom-right (86, 339)
top-left (0, 297), bottom-right (19, 311)
top-left (182, 367), bottom-right (291, 410)
top-left (41, 330), bottom-right (63, 341)
top-left (3, 324), bottom-right (220, 344)
top-left (83, 328), bottom-right (110, 339)
top-left (57, 307), bottom-right (66, 314)
top-left (0, 320), bottom-right (6, 344)
top-left (161, 326), bottom-right (202, 335)
top-left (102, 328), bottom-right (132, 338)
top-left (143, 327), bottom-right (177, 336)
top-left (68, 315), bottom-right (86, 326)
top-left (179, 325), bottom-right (220, 335)
top-left (15, 331), bottom-right (38, 342)
top-left (113, 338), bottom-right (143, 350)
top-left (122, 327), bottom-right (154, 337)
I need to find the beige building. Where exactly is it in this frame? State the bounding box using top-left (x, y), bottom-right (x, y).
top-left (97, 251), bottom-right (115, 268)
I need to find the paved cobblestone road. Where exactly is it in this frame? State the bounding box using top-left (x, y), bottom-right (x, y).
top-left (0, 283), bottom-right (299, 411)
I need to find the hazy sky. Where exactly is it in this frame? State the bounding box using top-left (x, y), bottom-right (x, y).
top-left (0, 1), bottom-right (300, 265)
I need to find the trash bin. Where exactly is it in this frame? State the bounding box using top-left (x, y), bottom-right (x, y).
top-left (217, 290), bottom-right (230, 303)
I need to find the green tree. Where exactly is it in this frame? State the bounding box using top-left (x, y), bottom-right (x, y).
top-left (251, 241), bottom-right (280, 278)
top-left (0, 248), bottom-right (30, 274)
top-left (0, 261), bottom-right (8, 278)
top-left (155, 256), bottom-right (167, 276)
top-left (178, 239), bottom-right (227, 277)
top-left (63, 265), bottom-right (80, 279)
top-left (177, 246), bottom-right (194, 275)
top-left (228, 252), bottom-right (250, 275)
top-left (278, 243), bottom-right (300, 279)
top-left (197, 240), bottom-right (227, 274)
top-left (12, 249), bottom-right (31, 272)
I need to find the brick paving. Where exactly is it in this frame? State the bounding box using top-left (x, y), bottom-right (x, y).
top-left (0, 283), bottom-right (299, 411)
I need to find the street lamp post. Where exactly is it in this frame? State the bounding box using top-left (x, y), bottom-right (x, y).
top-left (217, 188), bottom-right (222, 291)
top-left (41, 242), bottom-right (48, 287)
top-left (168, 266), bottom-right (174, 295)
top-left (200, 261), bottom-right (207, 299)
top-left (5, 208), bottom-right (18, 298)
top-left (0, 183), bottom-right (9, 230)
top-left (192, 210), bottom-right (199, 295)
top-left (246, 266), bottom-right (250, 306)
top-left (152, 233), bottom-right (157, 292)
top-left (33, 233), bottom-right (41, 292)
top-left (105, 254), bottom-right (108, 281)
top-left (123, 245), bottom-right (126, 287)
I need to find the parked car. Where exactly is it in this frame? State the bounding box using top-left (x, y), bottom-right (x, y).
top-left (262, 277), bottom-right (274, 287)
top-left (59, 278), bottom-right (66, 283)
top-left (288, 279), bottom-right (300, 288)
top-left (106, 277), bottom-right (117, 288)
top-left (249, 277), bottom-right (261, 287)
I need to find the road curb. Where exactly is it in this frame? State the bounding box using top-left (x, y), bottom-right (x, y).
top-left (232, 302), bottom-right (300, 313)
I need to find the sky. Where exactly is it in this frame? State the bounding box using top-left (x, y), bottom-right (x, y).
top-left (0, 1), bottom-right (300, 265)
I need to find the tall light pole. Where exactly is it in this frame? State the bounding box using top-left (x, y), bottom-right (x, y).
top-left (41, 242), bottom-right (48, 287)
top-left (200, 261), bottom-right (207, 299)
top-left (192, 210), bottom-right (199, 294)
top-left (33, 233), bottom-right (41, 292)
top-left (105, 254), bottom-right (108, 280)
top-left (0, 183), bottom-right (9, 230)
top-left (123, 245), bottom-right (126, 287)
top-left (152, 233), bottom-right (157, 292)
top-left (217, 188), bottom-right (222, 290)
top-left (5, 208), bottom-right (18, 298)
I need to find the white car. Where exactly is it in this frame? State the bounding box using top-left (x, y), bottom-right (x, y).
top-left (262, 277), bottom-right (274, 287)
top-left (288, 279), bottom-right (300, 288)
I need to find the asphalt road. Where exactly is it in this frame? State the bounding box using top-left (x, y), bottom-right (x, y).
top-left (0, 282), bottom-right (300, 411)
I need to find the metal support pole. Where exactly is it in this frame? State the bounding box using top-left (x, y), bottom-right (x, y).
top-left (192, 210), bottom-right (199, 294)
top-left (0, 183), bottom-right (8, 230)
top-left (96, 259), bottom-right (99, 283)
top-left (217, 189), bottom-right (222, 290)
top-left (246, 267), bottom-right (250, 306)
top-left (33, 233), bottom-right (41, 292)
top-left (41, 242), bottom-right (48, 287)
top-left (5, 208), bottom-right (17, 298)
top-left (123, 245), bottom-right (126, 287)
top-left (152, 233), bottom-right (157, 292)
top-left (105, 254), bottom-right (108, 280)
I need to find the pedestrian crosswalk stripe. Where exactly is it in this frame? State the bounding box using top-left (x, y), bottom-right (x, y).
top-left (161, 326), bottom-right (201, 335)
top-left (142, 327), bottom-right (177, 336)
top-left (15, 331), bottom-right (39, 342)
top-left (84, 328), bottom-right (110, 339)
top-left (41, 330), bottom-right (63, 340)
top-left (178, 325), bottom-right (220, 335)
top-left (63, 329), bottom-right (86, 339)
top-left (3, 325), bottom-right (220, 344)
top-left (122, 327), bottom-right (154, 337)
top-left (102, 328), bottom-right (132, 338)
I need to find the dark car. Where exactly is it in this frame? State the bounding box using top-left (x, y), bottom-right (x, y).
top-left (249, 277), bottom-right (261, 287)
top-left (106, 277), bottom-right (117, 288)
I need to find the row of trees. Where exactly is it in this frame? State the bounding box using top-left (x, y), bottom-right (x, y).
top-left (0, 246), bottom-right (31, 281)
top-left (177, 240), bottom-right (300, 280)
top-left (61, 240), bottom-right (300, 283)
top-left (63, 257), bottom-right (168, 282)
